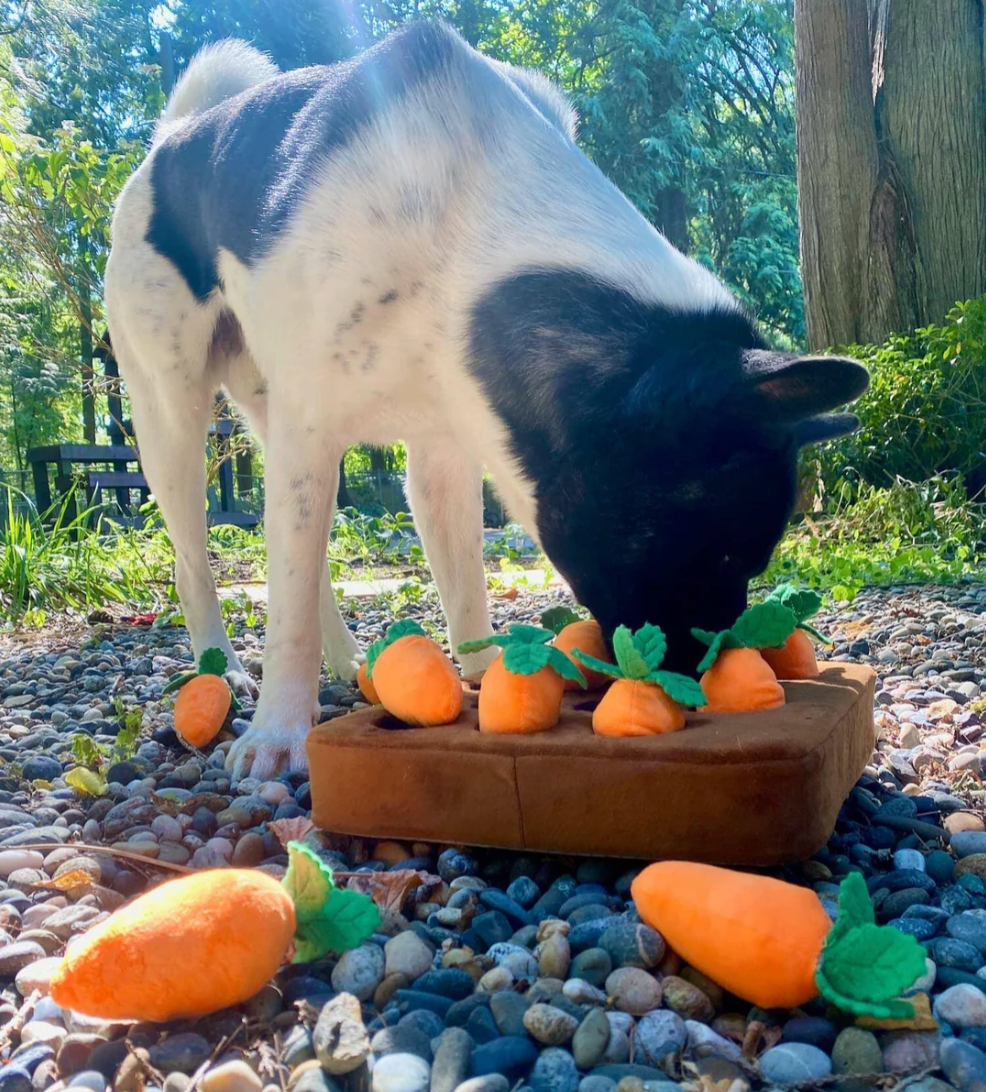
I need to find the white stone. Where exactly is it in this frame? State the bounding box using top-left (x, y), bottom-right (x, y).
top-left (0, 851), bottom-right (44, 878)
top-left (383, 931), bottom-right (433, 982)
top-left (934, 983), bottom-right (986, 1028)
top-left (200, 1061), bottom-right (263, 1092)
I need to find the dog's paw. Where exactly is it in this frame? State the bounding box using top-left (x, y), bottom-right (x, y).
top-left (226, 722), bottom-right (309, 782)
top-left (322, 632), bottom-right (364, 682)
top-left (225, 669), bottom-right (259, 701)
top-left (457, 643), bottom-right (500, 677)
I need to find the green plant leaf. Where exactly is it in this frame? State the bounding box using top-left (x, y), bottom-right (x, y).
top-left (633, 624), bottom-right (668, 672)
top-left (730, 601), bottom-right (799, 650)
top-left (541, 606), bottom-right (582, 635)
top-left (571, 648), bottom-right (625, 680)
top-left (366, 618), bottom-right (427, 677)
top-left (651, 670), bottom-right (706, 708)
top-left (160, 670), bottom-right (198, 696)
top-left (546, 647), bottom-right (587, 687)
top-left (198, 647), bottom-right (228, 677)
top-left (282, 842), bottom-right (380, 963)
top-left (612, 626), bottom-right (650, 679)
top-left (501, 642), bottom-right (552, 676)
top-left (816, 921), bottom-right (927, 1016)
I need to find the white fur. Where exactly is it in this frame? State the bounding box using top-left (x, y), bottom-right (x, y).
top-left (107, 27), bottom-right (737, 780)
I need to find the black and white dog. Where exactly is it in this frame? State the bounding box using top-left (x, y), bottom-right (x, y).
top-left (106, 21), bottom-right (868, 780)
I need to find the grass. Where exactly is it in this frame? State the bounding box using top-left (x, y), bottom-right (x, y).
top-left (0, 476), bottom-right (982, 628)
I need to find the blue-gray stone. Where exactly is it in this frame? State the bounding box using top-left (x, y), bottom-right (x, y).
top-left (466, 1006), bottom-right (500, 1045)
top-left (399, 1009), bottom-right (446, 1040)
top-left (506, 877), bottom-right (541, 909)
top-left (869, 869), bottom-right (936, 895)
top-left (6, 1047), bottom-right (52, 1076)
top-left (953, 834), bottom-right (986, 860)
top-left (567, 904), bottom-right (614, 927)
top-left (570, 948), bottom-right (612, 988)
top-left (928, 850), bottom-right (959, 883)
top-left (370, 1025), bottom-right (432, 1062)
top-left (148, 1035), bottom-right (212, 1075)
top-left (760, 1044), bottom-right (833, 1085)
top-left (490, 992), bottom-right (529, 1038)
top-left (781, 1017), bottom-right (838, 1053)
top-left (598, 920), bottom-right (665, 969)
top-left (891, 917), bottom-right (937, 940)
top-left (568, 920), bottom-right (612, 953)
top-left (933, 938), bottom-right (986, 974)
top-left (479, 889), bottom-right (535, 928)
top-left (395, 990), bottom-right (453, 1018)
top-left (941, 1037), bottom-right (986, 1092)
top-left (0, 1068), bottom-right (31, 1092)
top-left (950, 914), bottom-right (986, 955)
top-left (882, 888), bottom-right (931, 918)
top-left (633, 1011), bottom-right (687, 1068)
top-left (21, 756), bottom-right (62, 782)
top-left (873, 796), bottom-right (918, 821)
top-left (67, 1073), bottom-right (107, 1092)
top-left (945, 887), bottom-right (981, 915)
top-left (894, 849), bottom-right (926, 872)
top-left (446, 994), bottom-right (492, 1028)
top-left (414, 968), bottom-right (476, 1000)
top-left (470, 1037), bottom-right (538, 1080)
top-left (906, 904), bottom-right (951, 924)
top-left (528, 1048), bottom-right (579, 1092)
top-left (473, 911), bottom-right (513, 951)
top-left (438, 849), bottom-right (477, 883)
top-left (430, 1027), bottom-right (471, 1092)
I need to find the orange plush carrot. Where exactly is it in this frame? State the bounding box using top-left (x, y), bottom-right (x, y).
top-left (631, 863), bottom-right (925, 1016)
top-left (163, 647), bottom-right (233, 748)
top-left (692, 601), bottom-right (797, 712)
top-left (572, 624), bottom-right (705, 736)
top-left (356, 662), bottom-right (380, 704)
top-left (459, 624), bottom-right (586, 733)
top-left (367, 620), bottom-right (462, 726)
top-left (50, 843), bottom-right (379, 1021)
top-left (759, 585), bottom-right (827, 679)
top-left (542, 607), bottom-right (614, 691)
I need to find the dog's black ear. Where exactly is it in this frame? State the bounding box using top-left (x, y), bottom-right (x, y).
top-left (742, 350), bottom-right (869, 421)
top-left (794, 412), bottom-right (860, 447)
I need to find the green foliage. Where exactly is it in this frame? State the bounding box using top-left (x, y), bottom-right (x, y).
top-left (816, 298), bottom-right (986, 495)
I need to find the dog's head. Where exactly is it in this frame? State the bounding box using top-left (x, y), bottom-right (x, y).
top-left (470, 275), bottom-right (868, 674)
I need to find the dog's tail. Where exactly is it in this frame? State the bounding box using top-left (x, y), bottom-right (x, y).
top-left (154, 40), bottom-right (278, 142)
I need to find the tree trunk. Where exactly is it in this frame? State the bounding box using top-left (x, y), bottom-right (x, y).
top-left (654, 186), bottom-right (689, 253)
top-left (78, 244), bottom-right (97, 444)
top-left (796, 0), bottom-right (986, 349)
top-left (876, 0), bottom-right (986, 326)
top-left (795, 0), bottom-right (880, 348)
top-left (337, 457), bottom-right (353, 509)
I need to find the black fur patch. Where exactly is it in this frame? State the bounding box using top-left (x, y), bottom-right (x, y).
top-left (146, 21), bottom-right (461, 299)
top-left (469, 270), bottom-right (865, 672)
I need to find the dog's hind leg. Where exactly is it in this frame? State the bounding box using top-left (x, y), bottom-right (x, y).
top-left (405, 438), bottom-right (496, 674)
top-left (107, 315), bottom-right (256, 700)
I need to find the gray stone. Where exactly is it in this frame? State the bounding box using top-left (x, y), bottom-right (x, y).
top-left (528, 1049), bottom-right (579, 1092)
top-left (941, 1038), bottom-right (986, 1092)
top-left (331, 944), bottom-right (385, 1001)
top-left (451, 1079), bottom-right (509, 1092)
top-left (633, 1011), bottom-right (687, 1069)
top-left (569, 949), bottom-right (612, 989)
top-left (572, 1010), bottom-right (610, 1070)
top-left (371, 1054), bottom-right (430, 1092)
top-left (148, 1035), bottom-right (211, 1076)
top-left (369, 1026), bottom-right (431, 1063)
top-left (759, 1044), bottom-right (832, 1085)
top-left (831, 1028), bottom-right (882, 1075)
top-left (935, 984), bottom-right (986, 1027)
top-left (605, 968), bottom-right (662, 1015)
top-left (0, 943), bottom-right (46, 977)
top-left (598, 922), bottom-right (665, 969)
top-left (882, 1032), bottom-right (942, 1074)
top-left (523, 1004), bottom-right (578, 1046)
top-left (385, 931), bottom-right (434, 982)
top-left (313, 993), bottom-right (370, 1075)
top-left (431, 1028), bottom-right (471, 1092)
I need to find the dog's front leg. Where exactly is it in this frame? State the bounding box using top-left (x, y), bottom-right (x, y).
top-left (227, 395), bottom-right (337, 781)
top-left (405, 439), bottom-right (497, 674)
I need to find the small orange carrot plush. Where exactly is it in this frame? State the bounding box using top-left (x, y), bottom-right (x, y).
top-left (759, 584), bottom-right (827, 679)
top-left (632, 862), bottom-right (925, 1016)
top-left (571, 623), bottom-right (705, 736)
top-left (162, 647), bottom-right (233, 748)
top-left (541, 607), bottom-right (614, 691)
top-left (356, 662), bottom-right (380, 704)
top-left (50, 842), bottom-right (379, 1021)
top-left (367, 619), bottom-right (462, 726)
top-left (458, 624), bottom-right (586, 734)
top-left (692, 601), bottom-right (798, 713)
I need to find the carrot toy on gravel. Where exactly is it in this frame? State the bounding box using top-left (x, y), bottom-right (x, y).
top-left (458, 623), bottom-right (586, 733)
top-left (632, 861), bottom-right (927, 1014)
top-left (366, 618), bottom-right (462, 726)
top-left (571, 623), bottom-right (706, 736)
top-left (161, 647), bottom-right (234, 748)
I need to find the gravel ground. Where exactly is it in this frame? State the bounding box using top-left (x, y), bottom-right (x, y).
top-left (1, 582), bottom-right (986, 1092)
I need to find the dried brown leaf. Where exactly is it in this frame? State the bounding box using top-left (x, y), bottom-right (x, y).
top-left (267, 817), bottom-right (316, 850)
top-left (30, 870), bottom-right (94, 898)
top-left (346, 869), bottom-right (442, 913)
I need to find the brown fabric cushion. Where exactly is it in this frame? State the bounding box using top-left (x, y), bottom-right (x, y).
top-left (307, 663), bottom-right (875, 865)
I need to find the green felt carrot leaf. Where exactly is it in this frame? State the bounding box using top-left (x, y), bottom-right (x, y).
top-left (814, 872), bottom-right (926, 1020)
top-left (366, 619), bottom-right (427, 678)
top-left (282, 842), bottom-right (381, 963)
top-left (765, 584), bottom-right (828, 643)
top-left (458, 625), bottom-right (586, 687)
top-left (540, 606), bottom-right (583, 635)
top-left (160, 646), bottom-right (230, 697)
top-left (573, 624), bottom-right (705, 708)
top-left (693, 601), bottom-right (799, 673)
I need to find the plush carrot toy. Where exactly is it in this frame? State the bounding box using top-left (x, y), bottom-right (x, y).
top-left (632, 862), bottom-right (926, 1016)
top-left (571, 623), bottom-right (705, 736)
top-left (458, 624), bottom-right (586, 733)
top-left (541, 607), bottom-right (614, 691)
top-left (366, 619), bottom-right (462, 726)
top-left (759, 584), bottom-right (827, 679)
top-left (356, 661), bottom-right (380, 704)
top-left (50, 842), bottom-right (379, 1021)
top-left (692, 601), bottom-right (798, 712)
top-left (162, 647), bottom-right (233, 748)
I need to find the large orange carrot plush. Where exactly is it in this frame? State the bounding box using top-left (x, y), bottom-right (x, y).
top-left (162, 647), bottom-right (233, 748)
top-left (571, 624), bottom-right (705, 736)
top-left (632, 863), bottom-right (925, 1016)
top-left (50, 842), bottom-right (379, 1021)
top-left (541, 607), bottom-right (614, 691)
top-left (366, 619), bottom-right (462, 726)
top-left (692, 601), bottom-right (798, 712)
top-left (458, 624), bottom-right (586, 733)
top-left (759, 584), bottom-right (827, 679)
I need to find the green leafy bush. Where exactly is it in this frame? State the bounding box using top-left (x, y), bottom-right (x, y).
top-left (815, 297), bottom-right (986, 497)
